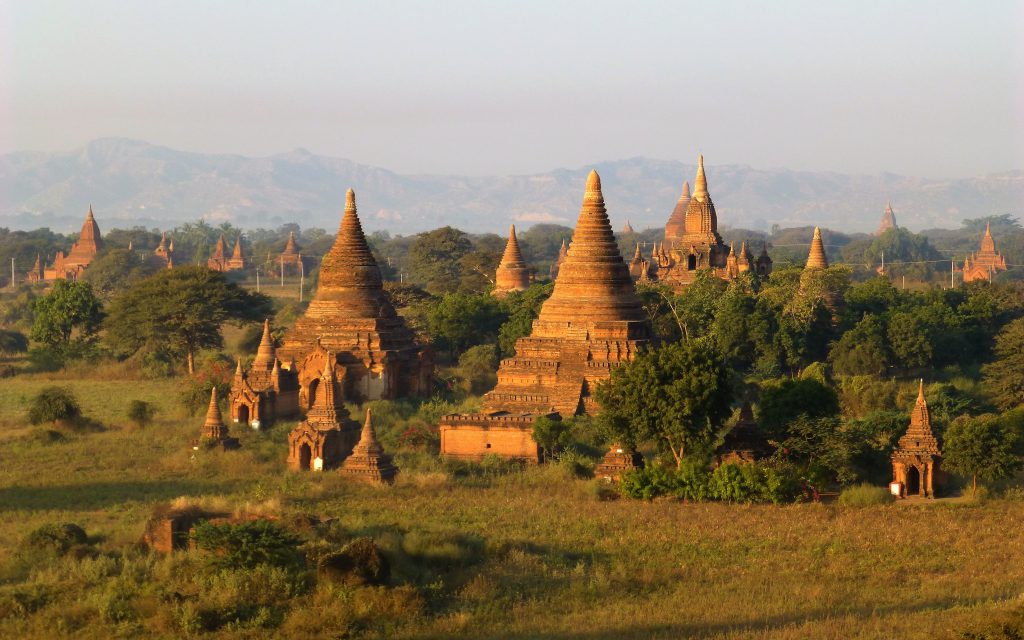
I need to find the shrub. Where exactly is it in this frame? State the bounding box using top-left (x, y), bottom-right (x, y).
top-left (127, 400), bottom-right (156, 427)
top-left (838, 483), bottom-right (895, 507)
top-left (710, 464), bottom-right (761, 503)
top-left (619, 466), bottom-right (680, 500)
top-left (318, 537), bottom-right (390, 586)
top-left (192, 520), bottom-right (303, 570)
top-left (24, 523), bottom-right (88, 554)
top-left (27, 386), bottom-right (82, 426)
top-left (0, 329), bottom-right (29, 354)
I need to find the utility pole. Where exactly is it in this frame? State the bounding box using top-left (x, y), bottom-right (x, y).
top-left (902, 275), bottom-right (906, 290)
top-left (280, 255), bottom-right (284, 287)
top-left (10, 257), bottom-right (14, 289)
top-left (951, 260), bottom-right (954, 289)
top-left (881, 250), bottom-right (884, 274)
top-left (255, 267), bottom-right (260, 293)
top-left (299, 256), bottom-right (304, 303)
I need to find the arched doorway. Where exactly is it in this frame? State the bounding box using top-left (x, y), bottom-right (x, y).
top-left (299, 443), bottom-right (312, 470)
top-left (906, 466), bottom-right (920, 497)
top-left (306, 378), bottom-right (320, 411)
top-left (237, 404), bottom-right (249, 426)
top-left (688, 255), bottom-right (697, 270)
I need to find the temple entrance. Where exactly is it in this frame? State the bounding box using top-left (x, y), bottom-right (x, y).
top-left (299, 443), bottom-right (312, 470)
top-left (906, 466), bottom-right (920, 497)
top-left (237, 405), bottom-right (249, 426)
top-left (688, 255), bottom-right (697, 270)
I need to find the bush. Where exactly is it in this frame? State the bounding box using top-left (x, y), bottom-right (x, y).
top-left (127, 400), bottom-right (156, 427)
top-left (0, 329), bottom-right (29, 354)
top-left (24, 523), bottom-right (88, 554)
top-left (838, 483), bottom-right (895, 507)
top-left (192, 520), bottom-right (303, 570)
top-left (27, 386), bottom-right (82, 425)
top-left (620, 461), bottom-right (801, 503)
top-left (318, 537), bottom-right (390, 586)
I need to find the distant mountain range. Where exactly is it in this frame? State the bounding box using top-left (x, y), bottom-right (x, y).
top-left (1, 138), bottom-right (1021, 235)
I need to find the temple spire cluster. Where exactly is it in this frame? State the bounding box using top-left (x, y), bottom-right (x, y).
top-left (962, 222), bottom-right (1007, 283)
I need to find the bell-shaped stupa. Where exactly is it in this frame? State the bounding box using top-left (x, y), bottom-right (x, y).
top-left (805, 227), bottom-right (829, 270)
top-left (492, 224), bottom-right (531, 297)
top-left (278, 189), bottom-right (432, 406)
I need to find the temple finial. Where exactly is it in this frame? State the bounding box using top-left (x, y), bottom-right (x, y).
top-left (585, 169), bottom-right (601, 194)
top-left (693, 155), bottom-right (708, 198)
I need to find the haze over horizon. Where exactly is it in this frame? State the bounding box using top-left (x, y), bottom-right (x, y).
top-left (3, 1), bottom-right (1023, 179)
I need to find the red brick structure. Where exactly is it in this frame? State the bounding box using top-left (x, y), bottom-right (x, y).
top-left (663, 180), bottom-right (690, 245)
top-left (492, 224), bottom-right (531, 297)
top-left (229, 320), bottom-right (300, 427)
top-left (876, 201), bottom-right (897, 235)
top-left (278, 231), bottom-right (304, 276)
top-left (804, 226), bottom-right (829, 270)
top-left (892, 381), bottom-right (941, 498)
top-left (339, 409), bottom-right (398, 484)
top-left (277, 189), bottom-right (432, 406)
top-left (191, 387), bottom-right (239, 451)
top-left (549, 239), bottom-right (568, 280)
top-left (439, 170), bottom-right (652, 461)
top-left (38, 206), bottom-right (103, 281)
top-left (962, 223), bottom-right (1008, 283)
top-left (25, 254), bottom-right (44, 283)
top-left (594, 444), bottom-right (643, 481)
top-left (208, 234), bottom-right (246, 272)
top-left (715, 403), bottom-right (771, 466)
top-left (151, 232), bottom-right (175, 269)
top-left (287, 360), bottom-right (360, 471)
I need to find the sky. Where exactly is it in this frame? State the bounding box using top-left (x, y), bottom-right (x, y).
top-left (2, 0), bottom-right (1023, 178)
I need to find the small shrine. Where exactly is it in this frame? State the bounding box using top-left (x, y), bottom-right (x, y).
top-left (962, 223), bottom-right (1008, 283)
top-left (594, 443), bottom-right (643, 482)
top-left (208, 234), bottom-right (246, 272)
top-left (228, 320), bottom-right (300, 427)
top-left (339, 408), bottom-right (398, 484)
top-left (286, 360), bottom-right (359, 471)
top-left (891, 381), bottom-right (941, 498)
top-left (191, 387), bottom-right (239, 451)
top-left (715, 403), bottom-right (771, 466)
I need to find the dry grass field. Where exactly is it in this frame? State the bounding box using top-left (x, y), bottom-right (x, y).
top-left (1, 373), bottom-right (1022, 639)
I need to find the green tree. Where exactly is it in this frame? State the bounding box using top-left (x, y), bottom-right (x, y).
top-left (943, 414), bottom-right (1023, 496)
top-left (886, 310), bottom-right (932, 370)
top-left (456, 344), bottom-right (499, 395)
top-left (532, 415), bottom-right (572, 460)
top-left (0, 329), bottom-right (29, 355)
top-left (982, 318), bottom-right (1024, 410)
top-left (30, 280), bottom-right (104, 361)
top-left (497, 283), bottom-right (553, 357)
top-left (81, 248), bottom-right (156, 298)
top-left (27, 386), bottom-right (82, 426)
top-left (426, 292), bottom-right (506, 358)
top-left (757, 377), bottom-right (840, 440)
top-left (104, 266), bottom-right (271, 374)
top-left (595, 339), bottom-right (732, 467)
top-left (191, 520), bottom-right (302, 570)
top-left (408, 227), bottom-right (473, 294)
top-left (829, 314), bottom-right (890, 376)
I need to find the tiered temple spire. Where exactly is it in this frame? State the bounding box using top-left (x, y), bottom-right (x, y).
top-left (339, 408), bottom-right (398, 484)
top-left (493, 224), bottom-right (531, 296)
top-left (805, 227), bottom-right (829, 270)
top-left (892, 380), bottom-right (941, 498)
top-left (876, 201), bottom-right (897, 235)
top-left (664, 180), bottom-right (691, 244)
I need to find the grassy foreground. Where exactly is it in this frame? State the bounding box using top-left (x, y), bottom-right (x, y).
top-left (1, 376), bottom-right (1023, 639)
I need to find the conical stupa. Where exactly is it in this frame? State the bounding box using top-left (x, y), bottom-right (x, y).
top-left (876, 201), bottom-right (897, 235)
top-left (805, 227), bottom-right (829, 270)
top-left (440, 171), bottom-right (653, 462)
top-left (549, 238), bottom-right (569, 279)
top-left (493, 224), bottom-right (531, 297)
top-left (277, 189), bottom-right (431, 406)
top-left (664, 180), bottom-right (691, 245)
top-left (60, 206), bottom-right (103, 273)
top-left (193, 387), bottom-right (239, 450)
top-left (339, 408), bottom-right (398, 484)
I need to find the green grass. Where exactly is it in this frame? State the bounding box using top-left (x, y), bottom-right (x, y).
top-left (0, 373), bottom-right (1023, 638)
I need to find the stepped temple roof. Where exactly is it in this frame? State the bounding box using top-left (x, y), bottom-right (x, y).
top-left (664, 180), bottom-right (691, 243)
top-left (876, 201), bottom-right (897, 235)
top-left (277, 188), bottom-right (431, 403)
top-left (805, 227), bottom-right (829, 270)
top-left (339, 408), bottom-right (398, 483)
top-left (962, 222), bottom-right (1008, 283)
top-left (493, 224), bottom-right (531, 296)
top-left (892, 381), bottom-right (941, 497)
top-left (65, 206), bottom-right (103, 266)
top-left (682, 155), bottom-right (720, 244)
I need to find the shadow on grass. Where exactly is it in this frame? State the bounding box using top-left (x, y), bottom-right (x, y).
top-left (0, 479), bottom-right (241, 512)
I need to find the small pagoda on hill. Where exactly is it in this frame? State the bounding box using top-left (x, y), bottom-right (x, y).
top-left (208, 235), bottom-right (246, 272)
top-left (278, 231), bottom-right (304, 276)
top-left (439, 170), bottom-right (652, 462)
top-left (891, 381), bottom-right (941, 498)
top-left (277, 189), bottom-right (432, 407)
top-left (152, 232), bottom-right (175, 269)
top-left (36, 206), bottom-right (103, 281)
top-left (492, 224), bottom-right (531, 297)
top-left (962, 223), bottom-right (1008, 283)
top-left (228, 320), bottom-right (300, 427)
top-left (287, 360), bottom-right (360, 471)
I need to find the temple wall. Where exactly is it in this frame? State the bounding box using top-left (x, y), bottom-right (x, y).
top-left (439, 421), bottom-right (541, 462)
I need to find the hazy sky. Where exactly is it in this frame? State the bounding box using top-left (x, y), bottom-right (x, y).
top-left (2, 0), bottom-right (1023, 177)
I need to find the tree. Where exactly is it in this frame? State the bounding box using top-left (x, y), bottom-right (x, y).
top-left (943, 414), bottom-right (1023, 496)
top-left (426, 292), bottom-right (506, 358)
top-left (0, 329), bottom-right (29, 355)
top-left (27, 386), bottom-right (82, 426)
top-left (30, 280), bottom-right (104, 361)
top-left (456, 344), bottom-right (499, 395)
top-left (104, 266), bottom-right (272, 374)
top-left (982, 318), bottom-right (1024, 410)
top-left (829, 314), bottom-right (890, 376)
top-left (407, 227), bottom-right (473, 294)
top-left (532, 415), bottom-right (572, 460)
top-left (595, 339), bottom-right (733, 467)
top-left (497, 283), bottom-right (553, 357)
top-left (757, 377), bottom-right (840, 440)
top-left (81, 248), bottom-right (156, 298)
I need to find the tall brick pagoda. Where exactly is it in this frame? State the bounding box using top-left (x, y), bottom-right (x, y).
top-left (805, 227), bottom-right (829, 270)
top-left (277, 189), bottom-right (432, 407)
top-left (439, 170), bottom-right (652, 461)
top-left (278, 231), bottom-right (304, 276)
top-left (45, 206), bottom-right (103, 281)
top-left (663, 180), bottom-right (690, 246)
top-left (287, 359), bottom-right (360, 470)
top-left (229, 319), bottom-right (300, 427)
top-left (549, 239), bottom-right (568, 279)
top-left (962, 223), bottom-right (1008, 283)
top-left (492, 224), bottom-right (531, 297)
top-left (208, 234), bottom-right (245, 272)
top-left (152, 232), bottom-right (174, 269)
top-left (892, 381), bottom-right (941, 498)
top-left (876, 201), bottom-right (897, 235)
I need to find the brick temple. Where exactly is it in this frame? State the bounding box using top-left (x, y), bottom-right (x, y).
top-left (28, 206), bottom-right (103, 282)
top-left (492, 224), bottom-right (531, 297)
top-left (891, 381), bottom-right (941, 498)
top-left (278, 231), bottom-right (304, 276)
top-left (876, 201), bottom-right (897, 235)
top-left (439, 170), bottom-right (652, 461)
top-left (962, 223), bottom-right (1007, 283)
top-left (151, 232), bottom-right (175, 269)
top-left (228, 319), bottom-right (300, 427)
top-left (628, 156), bottom-right (771, 289)
top-left (277, 188), bottom-right (432, 407)
top-left (191, 387), bottom-right (239, 451)
top-left (339, 408), bottom-right (398, 484)
top-left (287, 359), bottom-right (360, 471)
top-left (207, 234), bottom-right (246, 272)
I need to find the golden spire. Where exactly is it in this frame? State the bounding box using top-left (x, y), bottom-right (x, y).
top-left (805, 227), bottom-right (829, 270)
top-left (204, 387), bottom-right (224, 429)
top-left (693, 155), bottom-right (708, 200)
top-left (494, 224), bottom-right (530, 295)
top-left (234, 358), bottom-right (244, 379)
top-left (253, 319), bottom-right (276, 369)
top-left (500, 224), bottom-right (526, 266)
